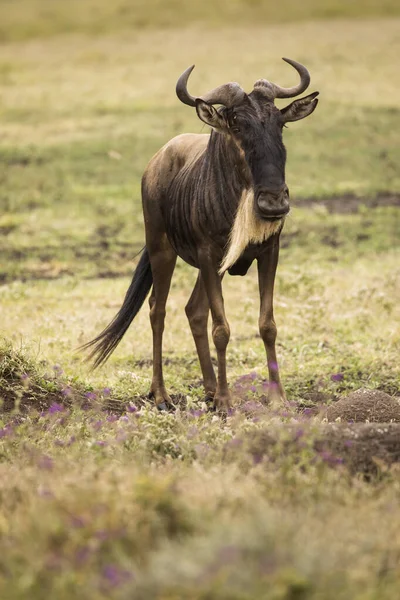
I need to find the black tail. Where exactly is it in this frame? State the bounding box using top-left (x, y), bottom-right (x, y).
top-left (81, 247), bottom-right (153, 369)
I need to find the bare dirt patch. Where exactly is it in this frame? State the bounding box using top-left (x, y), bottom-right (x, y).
top-left (243, 422), bottom-right (400, 476)
top-left (2, 194), bottom-right (399, 284)
top-left (324, 389), bottom-right (400, 423)
top-left (296, 192), bottom-right (400, 214)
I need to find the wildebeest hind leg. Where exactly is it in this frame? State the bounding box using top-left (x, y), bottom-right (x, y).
top-left (147, 238), bottom-right (177, 409)
top-left (185, 273), bottom-right (217, 401)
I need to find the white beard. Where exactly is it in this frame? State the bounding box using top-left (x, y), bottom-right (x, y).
top-left (219, 189), bottom-right (284, 275)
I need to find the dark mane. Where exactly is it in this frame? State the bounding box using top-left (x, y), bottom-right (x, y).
top-left (163, 131), bottom-right (246, 264)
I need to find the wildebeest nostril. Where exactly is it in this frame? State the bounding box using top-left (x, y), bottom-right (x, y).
top-left (257, 185), bottom-right (288, 200)
top-left (256, 188), bottom-right (290, 220)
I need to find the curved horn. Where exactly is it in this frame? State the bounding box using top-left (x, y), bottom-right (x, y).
top-left (254, 58), bottom-right (310, 100)
top-left (176, 65), bottom-right (246, 108)
top-left (176, 64), bottom-right (197, 107)
top-left (272, 58), bottom-right (310, 99)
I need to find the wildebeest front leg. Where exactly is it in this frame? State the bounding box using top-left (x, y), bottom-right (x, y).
top-left (148, 240), bottom-right (177, 409)
top-left (185, 273), bottom-right (217, 401)
top-left (198, 251), bottom-right (231, 411)
top-left (257, 237), bottom-right (286, 406)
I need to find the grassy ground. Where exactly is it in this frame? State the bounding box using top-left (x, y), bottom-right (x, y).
top-left (1, 0), bottom-right (399, 41)
top-left (1, 2), bottom-right (400, 598)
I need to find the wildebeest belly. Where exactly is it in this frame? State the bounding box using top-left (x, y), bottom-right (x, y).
top-left (226, 242), bottom-right (278, 276)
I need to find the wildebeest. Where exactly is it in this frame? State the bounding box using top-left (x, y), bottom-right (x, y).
top-left (83, 58), bottom-right (319, 411)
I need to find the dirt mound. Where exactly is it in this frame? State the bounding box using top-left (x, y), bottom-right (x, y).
top-left (325, 389), bottom-right (400, 423)
top-left (240, 422), bottom-right (400, 476)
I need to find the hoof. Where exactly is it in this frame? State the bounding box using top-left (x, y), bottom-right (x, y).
top-left (156, 401), bottom-right (176, 413)
top-left (205, 393), bottom-right (215, 405)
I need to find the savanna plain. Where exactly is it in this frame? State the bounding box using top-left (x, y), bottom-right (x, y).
top-left (1, 1), bottom-right (400, 598)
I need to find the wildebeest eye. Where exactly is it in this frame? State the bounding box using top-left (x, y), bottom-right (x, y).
top-left (230, 114), bottom-right (240, 132)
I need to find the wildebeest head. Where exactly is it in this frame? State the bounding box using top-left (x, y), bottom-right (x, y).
top-left (176, 58), bottom-right (318, 222)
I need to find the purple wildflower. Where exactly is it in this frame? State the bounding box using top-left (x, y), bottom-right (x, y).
top-left (0, 426), bottom-right (11, 439)
top-left (277, 410), bottom-right (291, 418)
top-left (127, 404), bottom-right (137, 413)
top-left (95, 441), bottom-right (107, 447)
top-left (21, 373), bottom-right (30, 387)
top-left (102, 565), bottom-right (133, 588)
top-left (85, 391), bottom-right (97, 401)
top-left (61, 386), bottom-right (73, 397)
top-left (38, 454), bottom-right (54, 470)
top-left (194, 443), bottom-right (210, 459)
top-left (102, 387), bottom-right (111, 397)
top-left (320, 450), bottom-right (344, 466)
top-left (236, 371), bottom-right (258, 385)
top-left (37, 487), bottom-right (53, 498)
top-left (75, 546), bottom-right (92, 566)
top-left (107, 415), bottom-right (118, 423)
top-left (331, 373), bottom-right (344, 382)
top-left (95, 529), bottom-right (111, 541)
top-left (189, 408), bottom-right (205, 418)
top-left (241, 400), bottom-right (261, 414)
top-left (294, 428), bottom-right (304, 440)
top-left (48, 402), bottom-right (64, 414)
top-left (253, 452), bottom-right (263, 465)
top-left (70, 515), bottom-right (86, 528)
top-left (229, 438), bottom-right (243, 448)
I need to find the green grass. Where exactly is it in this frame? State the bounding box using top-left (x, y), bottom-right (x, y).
top-left (1, 3), bottom-right (400, 598)
top-left (0, 17), bottom-right (399, 283)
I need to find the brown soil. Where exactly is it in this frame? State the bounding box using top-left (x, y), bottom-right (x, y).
top-left (318, 423), bottom-right (400, 475)
top-left (295, 192), bottom-right (400, 214)
top-left (324, 389), bottom-right (400, 423)
top-left (243, 422), bottom-right (400, 476)
top-left (2, 193), bottom-right (399, 285)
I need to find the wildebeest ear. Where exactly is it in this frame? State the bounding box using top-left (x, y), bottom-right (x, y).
top-left (280, 91), bottom-right (319, 123)
top-left (195, 99), bottom-right (226, 131)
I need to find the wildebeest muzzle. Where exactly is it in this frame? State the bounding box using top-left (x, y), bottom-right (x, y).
top-left (255, 185), bottom-right (290, 221)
